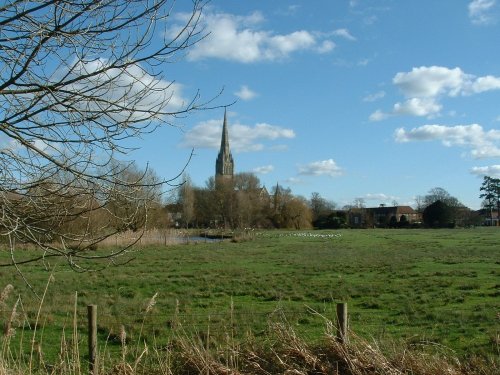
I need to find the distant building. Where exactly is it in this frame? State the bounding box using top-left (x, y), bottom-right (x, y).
top-left (347, 205), bottom-right (421, 228)
top-left (215, 109), bottom-right (234, 181)
top-left (348, 208), bottom-right (366, 227)
top-left (476, 209), bottom-right (499, 226)
top-left (369, 205), bottom-right (420, 226)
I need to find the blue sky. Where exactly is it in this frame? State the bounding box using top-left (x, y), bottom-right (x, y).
top-left (129, 0), bottom-right (500, 209)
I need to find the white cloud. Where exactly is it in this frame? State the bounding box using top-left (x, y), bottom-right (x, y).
top-left (371, 66), bottom-right (500, 121)
top-left (469, 0), bottom-right (497, 25)
top-left (170, 11), bottom-right (335, 63)
top-left (283, 5), bottom-right (300, 15)
top-left (0, 138), bottom-right (21, 152)
top-left (298, 159), bottom-right (343, 177)
top-left (393, 66), bottom-right (466, 98)
top-left (267, 30), bottom-right (316, 55)
top-left (363, 193), bottom-right (400, 202)
top-left (369, 110), bottom-right (390, 121)
top-left (181, 119), bottom-right (295, 152)
top-left (357, 58), bottom-right (370, 66)
top-left (269, 144), bottom-right (289, 151)
top-left (32, 139), bottom-right (53, 153)
top-left (393, 66), bottom-right (500, 97)
top-left (332, 28), bottom-right (356, 41)
top-left (471, 75), bottom-right (500, 92)
top-left (252, 165), bottom-right (274, 174)
top-left (54, 58), bottom-right (186, 121)
top-left (363, 90), bottom-right (385, 102)
top-left (392, 98), bottom-right (442, 117)
top-left (235, 85), bottom-right (258, 101)
top-left (394, 124), bottom-right (500, 158)
top-left (470, 164), bottom-right (500, 177)
top-left (1, 137), bottom-right (61, 157)
top-left (181, 119), bottom-right (221, 148)
top-left (317, 40), bottom-right (336, 53)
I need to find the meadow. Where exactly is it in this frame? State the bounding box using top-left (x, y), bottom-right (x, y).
top-left (0, 228), bottom-right (499, 372)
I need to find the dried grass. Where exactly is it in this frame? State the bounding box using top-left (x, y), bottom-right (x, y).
top-left (0, 285), bottom-right (498, 374)
top-left (98, 229), bottom-right (193, 247)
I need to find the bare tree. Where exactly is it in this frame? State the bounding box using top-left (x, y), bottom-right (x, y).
top-left (179, 173), bottom-right (195, 229)
top-left (233, 173), bottom-right (268, 228)
top-left (0, 0), bottom-right (213, 273)
top-left (353, 198), bottom-right (366, 209)
top-left (282, 196), bottom-right (312, 230)
top-left (104, 161), bottom-right (163, 232)
top-left (423, 187), bottom-right (461, 208)
top-left (233, 172), bottom-right (261, 191)
top-left (309, 192), bottom-right (336, 221)
top-left (271, 185), bottom-right (312, 229)
top-left (414, 195), bottom-right (425, 213)
top-left (208, 176), bottom-right (237, 230)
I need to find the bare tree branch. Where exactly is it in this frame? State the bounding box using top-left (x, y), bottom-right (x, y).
top-left (0, 0), bottom-right (214, 271)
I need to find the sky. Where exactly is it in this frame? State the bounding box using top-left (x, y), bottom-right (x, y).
top-left (127, 0), bottom-right (500, 210)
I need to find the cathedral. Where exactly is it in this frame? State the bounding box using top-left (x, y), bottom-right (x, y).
top-left (215, 109), bottom-right (234, 180)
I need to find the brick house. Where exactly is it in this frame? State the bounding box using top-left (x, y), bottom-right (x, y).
top-left (347, 205), bottom-right (421, 228)
top-left (368, 205), bottom-right (420, 226)
top-left (477, 209), bottom-right (499, 226)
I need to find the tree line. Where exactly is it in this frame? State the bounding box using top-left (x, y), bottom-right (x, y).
top-left (173, 175), bottom-right (500, 230)
top-left (175, 173), bottom-right (312, 230)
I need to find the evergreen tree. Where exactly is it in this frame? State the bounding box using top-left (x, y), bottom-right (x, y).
top-left (479, 176), bottom-right (500, 225)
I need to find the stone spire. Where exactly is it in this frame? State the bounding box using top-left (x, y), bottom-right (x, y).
top-left (215, 108), bottom-right (234, 179)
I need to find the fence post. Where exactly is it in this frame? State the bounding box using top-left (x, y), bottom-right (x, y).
top-left (88, 304), bottom-right (98, 375)
top-left (336, 302), bottom-right (348, 344)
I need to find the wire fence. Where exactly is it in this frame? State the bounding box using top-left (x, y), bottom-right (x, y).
top-left (1, 299), bottom-right (496, 375)
top-left (2, 302), bottom-right (496, 341)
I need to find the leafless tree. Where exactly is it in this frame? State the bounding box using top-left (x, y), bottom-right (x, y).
top-left (422, 187), bottom-right (463, 210)
top-left (0, 0), bottom-right (213, 275)
top-left (309, 192), bottom-right (336, 222)
top-left (353, 197), bottom-right (366, 209)
top-left (178, 173), bottom-right (195, 229)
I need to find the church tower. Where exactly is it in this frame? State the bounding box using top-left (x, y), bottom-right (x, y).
top-left (215, 109), bottom-right (234, 180)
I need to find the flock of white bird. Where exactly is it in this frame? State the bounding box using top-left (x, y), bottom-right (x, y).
top-left (256, 232), bottom-right (342, 239)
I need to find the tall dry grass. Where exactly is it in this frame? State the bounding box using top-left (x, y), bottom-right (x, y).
top-left (97, 229), bottom-right (208, 248)
top-left (0, 285), bottom-right (498, 375)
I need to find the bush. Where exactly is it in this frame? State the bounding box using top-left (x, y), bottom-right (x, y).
top-left (423, 200), bottom-right (453, 228)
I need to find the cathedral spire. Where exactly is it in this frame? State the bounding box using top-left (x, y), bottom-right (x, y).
top-left (215, 108), bottom-right (234, 179)
top-left (220, 109), bottom-right (230, 155)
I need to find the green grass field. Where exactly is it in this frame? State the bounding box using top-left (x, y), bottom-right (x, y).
top-left (1, 228), bottom-right (499, 363)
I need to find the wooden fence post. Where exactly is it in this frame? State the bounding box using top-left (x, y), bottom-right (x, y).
top-left (336, 302), bottom-right (348, 344)
top-left (88, 304), bottom-right (98, 375)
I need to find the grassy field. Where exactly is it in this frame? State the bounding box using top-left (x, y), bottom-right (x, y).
top-left (0, 228), bottom-right (499, 365)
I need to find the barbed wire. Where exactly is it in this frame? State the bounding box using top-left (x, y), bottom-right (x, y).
top-left (2, 305), bottom-right (496, 332)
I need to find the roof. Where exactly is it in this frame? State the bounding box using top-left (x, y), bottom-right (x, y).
top-left (396, 206), bottom-right (416, 214)
top-left (367, 206), bottom-right (416, 215)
